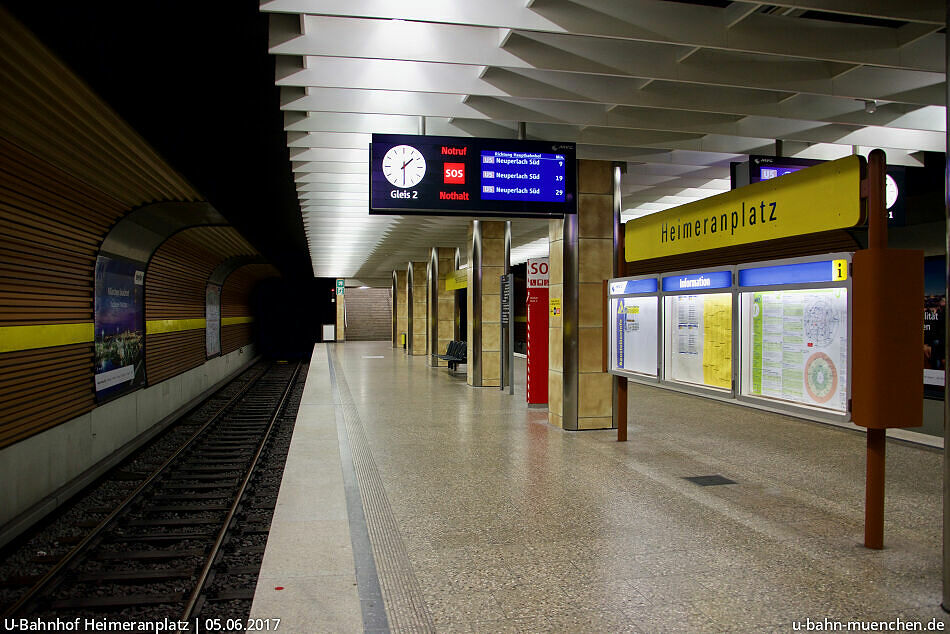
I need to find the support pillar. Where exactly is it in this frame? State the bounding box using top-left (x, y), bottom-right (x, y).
top-left (428, 247), bottom-right (457, 367)
top-left (407, 261), bottom-right (428, 356)
top-left (335, 278), bottom-right (345, 342)
top-left (394, 269), bottom-right (407, 350)
top-left (467, 220), bottom-right (508, 386)
top-left (548, 160), bottom-right (615, 430)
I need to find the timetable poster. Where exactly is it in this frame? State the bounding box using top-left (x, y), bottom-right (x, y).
top-left (612, 296), bottom-right (658, 376)
top-left (749, 288), bottom-right (847, 412)
top-left (667, 294), bottom-right (732, 389)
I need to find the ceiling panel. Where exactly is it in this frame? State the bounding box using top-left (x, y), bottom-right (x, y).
top-left (262, 0), bottom-right (946, 283)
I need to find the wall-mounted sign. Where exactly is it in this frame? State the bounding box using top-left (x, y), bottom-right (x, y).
top-left (336, 279), bottom-right (345, 295)
top-left (206, 283), bottom-right (221, 358)
top-left (661, 271), bottom-right (732, 292)
top-left (370, 134), bottom-right (576, 217)
top-left (445, 269), bottom-right (468, 291)
top-left (549, 297), bottom-right (561, 317)
top-left (609, 278), bottom-right (659, 296)
top-left (628, 156), bottom-right (864, 262)
top-left (738, 259), bottom-right (848, 287)
top-left (527, 258), bottom-right (549, 289)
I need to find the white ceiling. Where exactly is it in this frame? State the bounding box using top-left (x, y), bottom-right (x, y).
top-left (261, 0), bottom-right (946, 285)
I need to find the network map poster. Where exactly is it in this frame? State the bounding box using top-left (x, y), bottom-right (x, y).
top-left (746, 288), bottom-right (848, 413)
top-left (94, 255), bottom-right (146, 402)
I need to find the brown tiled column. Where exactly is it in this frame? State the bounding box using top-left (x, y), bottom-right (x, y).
top-left (335, 278), bottom-right (345, 342)
top-left (408, 261), bottom-right (428, 356)
top-left (467, 220), bottom-right (508, 386)
top-left (428, 247), bottom-right (457, 367)
top-left (548, 160), bottom-right (615, 430)
top-left (394, 269), bottom-right (407, 350)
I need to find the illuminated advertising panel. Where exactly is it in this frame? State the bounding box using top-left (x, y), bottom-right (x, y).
top-left (370, 134), bottom-right (576, 217)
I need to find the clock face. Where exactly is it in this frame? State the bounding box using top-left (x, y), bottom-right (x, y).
top-left (885, 174), bottom-right (898, 210)
top-left (382, 145), bottom-right (427, 188)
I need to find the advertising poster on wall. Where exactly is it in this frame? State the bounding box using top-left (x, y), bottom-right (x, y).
top-left (666, 293), bottom-right (732, 389)
top-left (206, 283), bottom-right (222, 358)
top-left (924, 256), bottom-right (945, 389)
top-left (746, 288), bottom-right (848, 413)
top-left (94, 255), bottom-right (146, 402)
top-left (612, 296), bottom-right (658, 376)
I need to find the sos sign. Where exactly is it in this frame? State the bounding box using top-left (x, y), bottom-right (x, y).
top-left (444, 162), bottom-right (465, 184)
top-left (527, 258), bottom-right (549, 288)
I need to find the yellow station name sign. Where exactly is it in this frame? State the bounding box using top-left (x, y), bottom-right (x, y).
top-left (445, 269), bottom-right (468, 291)
top-left (625, 155), bottom-right (864, 262)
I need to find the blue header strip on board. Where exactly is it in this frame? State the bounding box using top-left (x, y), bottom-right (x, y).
top-left (661, 270), bottom-right (732, 292)
top-left (738, 260), bottom-right (836, 287)
top-left (610, 278), bottom-right (658, 295)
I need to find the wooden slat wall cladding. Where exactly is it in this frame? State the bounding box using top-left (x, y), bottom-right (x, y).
top-left (221, 264), bottom-right (279, 354)
top-left (145, 227), bottom-right (257, 384)
top-left (0, 138), bottom-right (126, 326)
top-left (222, 323), bottom-right (253, 355)
top-left (0, 344), bottom-right (94, 448)
top-left (0, 139), bottom-right (129, 450)
top-left (623, 230), bottom-right (862, 277)
top-left (0, 8), bottom-right (200, 207)
top-left (146, 330), bottom-right (206, 386)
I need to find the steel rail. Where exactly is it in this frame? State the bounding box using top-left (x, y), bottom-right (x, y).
top-left (177, 360), bottom-right (302, 627)
top-left (2, 364), bottom-right (270, 618)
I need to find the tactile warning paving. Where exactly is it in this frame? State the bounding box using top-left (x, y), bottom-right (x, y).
top-left (331, 348), bottom-right (436, 634)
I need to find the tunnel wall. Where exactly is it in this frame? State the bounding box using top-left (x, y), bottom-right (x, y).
top-left (0, 10), bottom-right (279, 544)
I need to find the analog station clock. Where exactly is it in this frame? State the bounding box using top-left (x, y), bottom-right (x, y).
top-left (382, 145), bottom-right (427, 188)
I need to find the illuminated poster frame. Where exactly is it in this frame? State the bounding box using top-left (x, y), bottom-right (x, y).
top-left (736, 253), bottom-right (853, 422)
top-left (607, 276), bottom-right (660, 381)
top-left (94, 254), bottom-right (147, 403)
top-left (606, 252), bottom-right (855, 424)
top-left (369, 133), bottom-right (577, 217)
top-left (659, 268), bottom-right (736, 398)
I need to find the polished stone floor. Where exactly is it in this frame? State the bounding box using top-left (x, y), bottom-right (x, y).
top-left (250, 341), bottom-right (947, 633)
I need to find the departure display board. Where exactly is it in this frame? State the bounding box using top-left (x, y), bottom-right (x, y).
top-left (370, 134), bottom-right (576, 217)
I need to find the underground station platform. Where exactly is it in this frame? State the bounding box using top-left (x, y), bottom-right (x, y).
top-left (248, 342), bottom-right (946, 633)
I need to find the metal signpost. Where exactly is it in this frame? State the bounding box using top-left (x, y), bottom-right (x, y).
top-left (500, 274), bottom-right (514, 394)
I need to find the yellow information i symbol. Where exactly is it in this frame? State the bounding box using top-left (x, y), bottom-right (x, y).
top-left (831, 259), bottom-right (848, 281)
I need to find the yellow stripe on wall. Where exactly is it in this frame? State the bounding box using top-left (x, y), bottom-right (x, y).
top-left (222, 316), bottom-right (254, 326)
top-left (145, 318), bottom-right (207, 335)
top-left (0, 323), bottom-right (94, 353)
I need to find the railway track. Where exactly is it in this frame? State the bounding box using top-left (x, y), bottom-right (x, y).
top-left (1, 360), bottom-right (305, 628)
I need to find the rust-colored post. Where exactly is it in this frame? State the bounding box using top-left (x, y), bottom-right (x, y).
top-left (864, 148), bottom-right (887, 549)
top-left (865, 428), bottom-right (886, 549)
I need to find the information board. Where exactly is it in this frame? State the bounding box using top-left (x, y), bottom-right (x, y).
top-left (664, 293), bottom-right (732, 390)
top-left (370, 134), bottom-right (576, 217)
top-left (742, 288), bottom-right (848, 413)
top-left (611, 296), bottom-right (658, 377)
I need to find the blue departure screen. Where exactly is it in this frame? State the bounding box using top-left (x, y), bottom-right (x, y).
top-left (479, 151), bottom-right (566, 203)
top-left (758, 166), bottom-right (803, 180)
